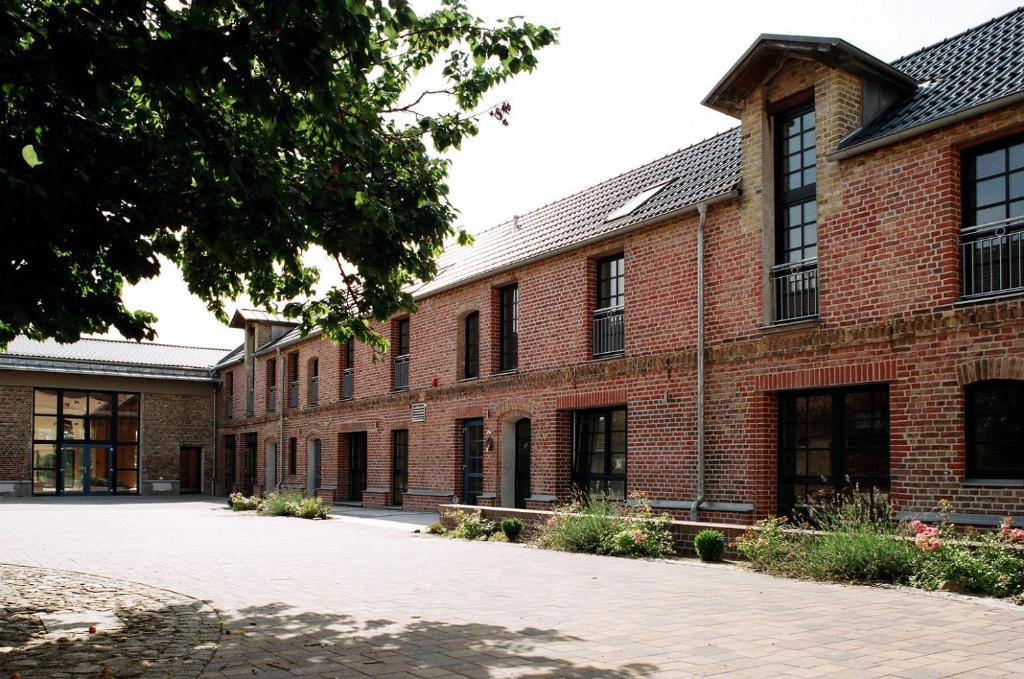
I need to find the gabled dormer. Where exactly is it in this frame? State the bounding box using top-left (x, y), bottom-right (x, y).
top-left (228, 309), bottom-right (298, 414)
top-left (703, 35), bottom-right (917, 327)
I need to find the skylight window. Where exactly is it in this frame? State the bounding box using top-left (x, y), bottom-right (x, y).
top-left (605, 180), bottom-right (672, 221)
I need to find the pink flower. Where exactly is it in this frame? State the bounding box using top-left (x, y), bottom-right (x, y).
top-left (631, 530), bottom-right (644, 545)
top-left (1011, 529), bottom-right (1024, 544)
top-left (931, 538), bottom-right (941, 549)
top-left (911, 520), bottom-right (925, 534)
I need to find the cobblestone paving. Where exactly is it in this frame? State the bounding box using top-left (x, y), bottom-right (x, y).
top-left (3, 498), bottom-right (1024, 678)
top-left (0, 563), bottom-right (220, 678)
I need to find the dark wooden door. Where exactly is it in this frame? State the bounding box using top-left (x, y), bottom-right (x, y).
top-left (243, 433), bottom-right (257, 496)
top-left (348, 432), bottom-right (367, 501)
top-left (179, 446), bottom-right (202, 494)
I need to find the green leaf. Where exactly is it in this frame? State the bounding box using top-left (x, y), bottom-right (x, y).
top-left (21, 144), bottom-right (42, 168)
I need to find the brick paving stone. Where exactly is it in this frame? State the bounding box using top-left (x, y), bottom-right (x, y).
top-left (0, 563), bottom-right (219, 678)
top-left (3, 499), bottom-right (1024, 678)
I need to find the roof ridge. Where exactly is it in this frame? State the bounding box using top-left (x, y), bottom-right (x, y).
top-left (890, 5), bottom-right (1024, 67)
top-left (465, 126), bottom-right (740, 240)
top-left (75, 336), bottom-right (232, 352)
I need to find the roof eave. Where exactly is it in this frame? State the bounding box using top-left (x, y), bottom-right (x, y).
top-left (832, 90), bottom-right (1024, 160)
top-left (412, 188), bottom-right (741, 303)
top-left (0, 356), bottom-right (218, 382)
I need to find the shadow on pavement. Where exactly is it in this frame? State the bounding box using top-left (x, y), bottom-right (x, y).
top-left (209, 601), bottom-right (659, 678)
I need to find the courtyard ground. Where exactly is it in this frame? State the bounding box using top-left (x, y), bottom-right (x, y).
top-left (2, 498), bottom-right (1024, 678)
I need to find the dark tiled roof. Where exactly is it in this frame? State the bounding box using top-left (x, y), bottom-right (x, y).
top-left (416, 128), bottom-right (741, 296)
top-left (841, 7), bottom-right (1024, 149)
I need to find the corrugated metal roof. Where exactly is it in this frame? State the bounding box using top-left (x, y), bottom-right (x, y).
top-left (1, 337), bottom-right (229, 372)
top-left (416, 127), bottom-right (742, 297)
top-left (840, 7), bottom-right (1024, 149)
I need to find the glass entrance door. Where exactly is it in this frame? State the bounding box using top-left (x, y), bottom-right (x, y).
top-left (463, 419), bottom-right (484, 505)
top-left (60, 445), bottom-right (113, 495)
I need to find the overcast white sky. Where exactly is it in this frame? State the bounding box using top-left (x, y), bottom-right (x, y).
top-left (110, 0), bottom-right (1020, 350)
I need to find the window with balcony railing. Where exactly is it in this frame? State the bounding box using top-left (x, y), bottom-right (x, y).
top-left (962, 136), bottom-right (1024, 300)
top-left (288, 380), bottom-right (298, 408)
top-left (342, 368), bottom-right (354, 400)
top-left (343, 341), bottom-right (355, 400)
top-left (393, 318), bottom-right (410, 391)
top-left (393, 355), bottom-right (409, 391)
top-left (308, 357), bottom-right (319, 405)
top-left (772, 103), bottom-right (818, 323)
top-left (594, 254), bottom-right (625, 356)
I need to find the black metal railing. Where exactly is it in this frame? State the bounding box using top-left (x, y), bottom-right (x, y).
top-left (288, 380), bottom-right (298, 408)
top-left (393, 355), bottom-right (409, 391)
top-left (225, 398), bottom-right (234, 419)
top-left (772, 259), bottom-right (818, 323)
top-left (267, 385), bottom-right (277, 411)
top-left (342, 368), bottom-right (354, 400)
top-left (245, 388), bottom-right (254, 415)
top-left (309, 376), bottom-right (318, 405)
top-left (961, 216), bottom-right (1024, 299)
top-left (592, 306), bottom-right (625, 356)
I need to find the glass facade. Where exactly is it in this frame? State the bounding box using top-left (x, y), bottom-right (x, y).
top-left (32, 388), bottom-right (139, 495)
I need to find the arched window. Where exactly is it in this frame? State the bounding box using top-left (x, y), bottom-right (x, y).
top-left (966, 380), bottom-right (1024, 478)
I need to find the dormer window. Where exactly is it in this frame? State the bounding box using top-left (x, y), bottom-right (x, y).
top-left (772, 103), bottom-right (819, 323)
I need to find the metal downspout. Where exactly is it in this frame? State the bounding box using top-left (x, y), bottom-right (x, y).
top-left (211, 375), bottom-right (217, 496)
top-left (691, 202), bottom-right (708, 522)
top-left (278, 346), bottom-right (285, 490)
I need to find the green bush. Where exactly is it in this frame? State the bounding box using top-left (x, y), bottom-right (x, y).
top-left (735, 495), bottom-right (1024, 600)
top-left (291, 495), bottom-right (331, 520)
top-left (737, 494), bottom-right (920, 584)
top-left (488, 531), bottom-right (510, 542)
top-left (445, 510), bottom-right (496, 540)
top-left (229, 492), bottom-right (263, 511)
top-left (536, 492), bottom-right (674, 559)
top-left (500, 517), bottom-right (524, 542)
top-left (694, 529), bottom-right (726, 562)
top-left (426, 521), bottom-right (447, 535)
top-left (260, 491), bottom-right (304, 516)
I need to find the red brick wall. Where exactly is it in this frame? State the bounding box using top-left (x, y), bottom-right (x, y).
top-left (213, 62), bottom-right (1024, 525)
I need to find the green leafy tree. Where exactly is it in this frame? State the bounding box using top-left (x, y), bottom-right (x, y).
top-left (0, 0), bottom-right (556, 349)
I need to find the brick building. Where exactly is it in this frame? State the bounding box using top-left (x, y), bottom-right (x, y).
top-left (4, 10), bottom-right (1024, 526)
top-left (0, 337), bottom-right (222, 496)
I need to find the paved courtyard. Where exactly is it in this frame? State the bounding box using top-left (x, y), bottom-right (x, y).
top-left (3, 499), bottom-right (1024, 678)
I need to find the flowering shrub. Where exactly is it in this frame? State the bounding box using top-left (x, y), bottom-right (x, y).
top-left (536, 492), bottom-right (674, 559)
top-left (738, 495), bottom-right (1024, 601)
top-left (229, 492), bottom-right (263, 511)
top-left (290, 495), bottom-right (331, 519)
top-left (911, 520), bottom-right (942, 552)
top-left (910, 514), bottom-right (1024, 598)
top-left (445, 510), bottom-right (496, 541)
top-left (253, 491), bottom-right (331, 519)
